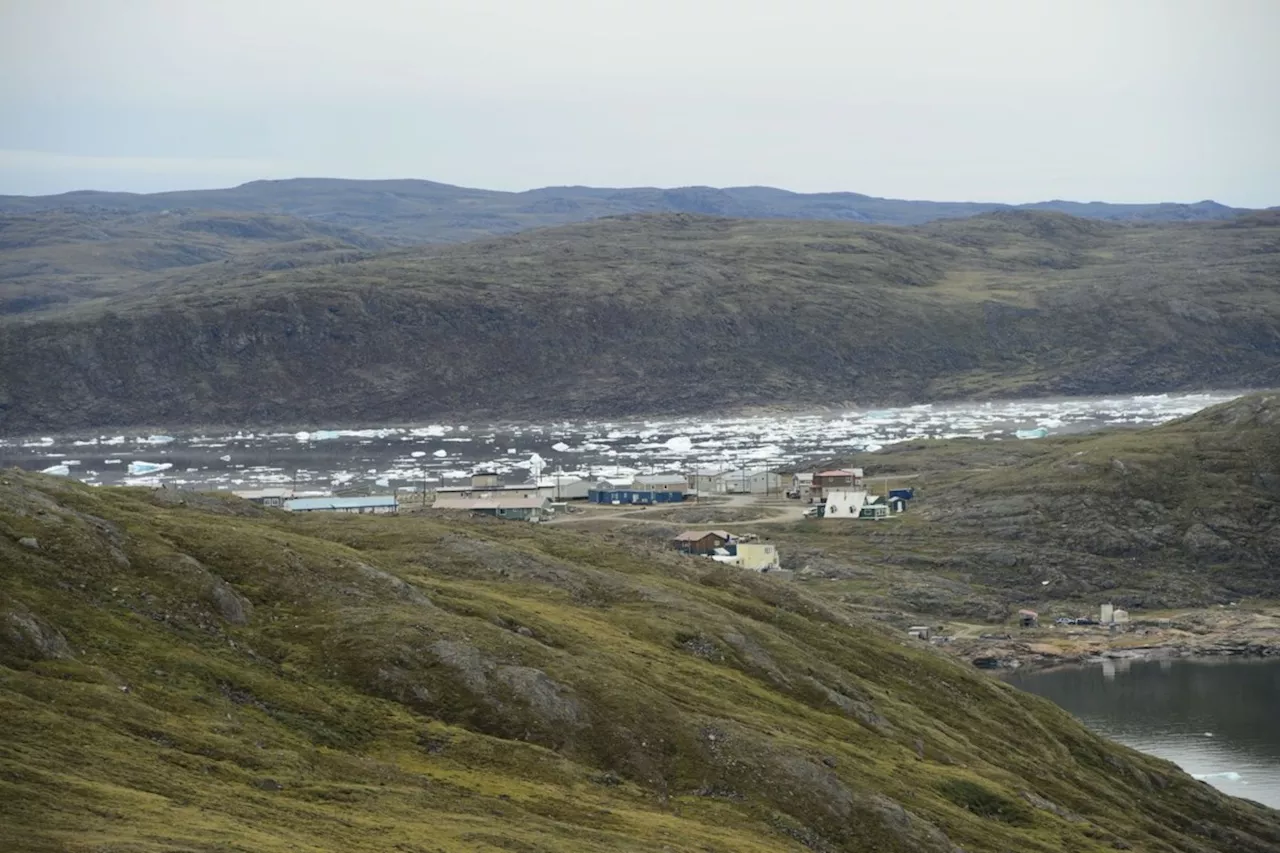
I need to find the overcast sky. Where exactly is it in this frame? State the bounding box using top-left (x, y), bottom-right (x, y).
top-left (1, 0), bottom-right (1277, 205)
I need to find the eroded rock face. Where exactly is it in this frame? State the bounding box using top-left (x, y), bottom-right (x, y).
top-left (1182, 523), bottom-right (1235, 561)
top-left (1, 606), bottom-right (73, 661)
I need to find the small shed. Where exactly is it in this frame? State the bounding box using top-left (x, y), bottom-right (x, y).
top-left (1018, 609), bottom-right (1039, 628)
top-left (907, 625), bottom-right (932, 640)
top-left (673, 530), bottom-right (732, 555)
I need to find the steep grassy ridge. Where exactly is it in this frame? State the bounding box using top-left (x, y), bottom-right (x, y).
top-left (0, 177), bottom-right (1250, 244)
top-left (0, 209), bottom-right (386, 314)
top-left (2, 211), bottom-right (1278, 434)
top-left (2, 472), bottom-right (1279, 852)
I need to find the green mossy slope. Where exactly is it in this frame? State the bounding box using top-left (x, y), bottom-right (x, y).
top-left (2, 473), bottom-right (1278, 852)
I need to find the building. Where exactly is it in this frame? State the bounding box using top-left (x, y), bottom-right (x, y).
top-left (822, 489), bottom-right (869, 518)
top-left (1100, 603), bottom-right (1115, 625)
top-left (691, 467), bottom-right (731, 495)
top-left (634, 473), bottom-right (689, 493)
top-left (720, 468), bottom-right (783, 495)
top-left (285, 495), bottom-right (398, 514)
top-left (734, 542), bottom-right (780, 571)
top-left (588, 485), bottom-right (684, 505)
top-left (533, 475), bottom-right (591, 501)
top-left (907, 625), bottom-right (932, 640)
top-left (672, 530), bottom-right (733, 555)
top-left (233, 488), bottom-right (294, 507)
top-left (432, 496), bottom-right (550, 521)
top-left (433, 471), bottom-right (544, 501)
top-left (789, 472), bottom-right (814, 500)
top-left (1018, 609), bottom-right (1039, 628)
top-left (811, 469), bottom-right (864, 500)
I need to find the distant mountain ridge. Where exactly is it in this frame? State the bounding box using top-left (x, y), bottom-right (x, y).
top-left (0, 177), bottom-right (1253, 244)
top-left (3, 210), bottom-right (1278, 435)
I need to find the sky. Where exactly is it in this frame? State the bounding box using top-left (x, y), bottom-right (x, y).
top-left (1, 0), bottom-right (1277, 205)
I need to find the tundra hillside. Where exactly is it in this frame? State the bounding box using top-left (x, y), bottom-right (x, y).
top-left (0, 177), bottom-right (1250, 244)
top-left (2, 211), bottom-right (1278, 434)
top-left (738, 394), bottom-right (1280, 620)
top-left (3, 471), bottom-right (1280, 852)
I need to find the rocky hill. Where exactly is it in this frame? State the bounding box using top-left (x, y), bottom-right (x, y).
top-left (0, 177), bottom-right (1251, 244)
top-left (2, 211), bottom-right (1278, 435)
top-left (3, 471), bottom-right (1279, 852)
top-left (776, 394), bottom-right (1280, 616)
top-left (0, 209), bottom-right (387, 314)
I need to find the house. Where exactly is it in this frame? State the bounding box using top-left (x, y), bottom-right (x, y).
top-left (734, 542), bottom-right (780, 571)
top-left (672, 530), bottom-right (733, 555)
top-left (821, 489), bottom-right (870, 518)
top-left (433, 495), bottom-right (550, 521)
top-left (789, 472), bottom-right (814, 499)
top-left (720, 468), bottom-right (783, 495)
top-left (691, 467), bottom-right (731, 495)
top-left (634, 473), bottom-right (688, 493)
top-left (1018, 609), bottom-right (1039, 628)
top-left (907, 625), bottom-right (932, 640)
top-left (285, 495), bottom-right (398, 514)
top-left (888, 496), bottom-right (909, 514)
top-left (811, 469), bottom-right (864, 500)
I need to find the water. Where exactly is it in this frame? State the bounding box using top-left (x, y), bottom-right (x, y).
top-left (1007, 658), bottom-right (1280, 808)
top-left (0, 391), bottom-right (1242, 494)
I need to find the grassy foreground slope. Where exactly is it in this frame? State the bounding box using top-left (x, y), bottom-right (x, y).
top-left (3, 474), bottom-right (1280, 852)
top-left (2, 210), bottom-right (1279, 433)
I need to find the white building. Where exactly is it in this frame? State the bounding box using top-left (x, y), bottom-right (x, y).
top-left (534, 475), bottom-right (590, 501)
top-left (721, 468), bottom-right (784, 495)
top-left (823, 489), bottom-right (881, 519)
top-left (691, 467), bottom-right (731, 495)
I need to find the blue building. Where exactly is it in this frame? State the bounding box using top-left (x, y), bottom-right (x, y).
top-left (588, 487), bottom-right (684, 505)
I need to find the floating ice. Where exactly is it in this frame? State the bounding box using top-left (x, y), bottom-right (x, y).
top-left (138, 435), bottom-right (175, 445)
top-left (665, 436), bottom-right (694, 453)
top-left (551, 441), bottom-right (571, 453)
top-left (128, 461), bottom-right (172, 475)
top-left (411, 451), bottom-right (426, 458)
top-left (1015, 428), bottom-right (1049, 440)
top-left (1193, 771), bottom-right (1241, 781)
top-left (219, 454), bottom-right (232, 462)
top-left (40, 464), bottom-right (70, 476)
top-left (433, 449), bottom-right (448, 458)
top-left (104, 458), bottom-right (122, 465)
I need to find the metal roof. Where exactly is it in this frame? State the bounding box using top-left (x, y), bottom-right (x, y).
top-left (286, 495), bottom-right (398, 511)
top-left (434, 497), bottom-right (548, 510)
top-left (634, 474), bottom-right (688, 485)
top-left (673, 530), bottom-right (732, 542)
top-left (816, 469), bottom-right (864, 477)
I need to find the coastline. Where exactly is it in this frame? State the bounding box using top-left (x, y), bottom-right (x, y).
top-left (944, 606), bottom-right (1280, 673)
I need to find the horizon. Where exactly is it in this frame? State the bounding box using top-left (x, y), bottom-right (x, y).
top-left (0, 173), bottom-right (1266, 210)
top-left (3, 1), bottom-right (1278, 207)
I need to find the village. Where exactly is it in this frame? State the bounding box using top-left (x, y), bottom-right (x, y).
top-left (228, 464), bottom-right (1237, 655)
top-left (232, 464), bottom-right (915, 526)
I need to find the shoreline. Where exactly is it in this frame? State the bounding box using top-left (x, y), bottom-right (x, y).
top-left (944, 607), bottom-right (1280, 673)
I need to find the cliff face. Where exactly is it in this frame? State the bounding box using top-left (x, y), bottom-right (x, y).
top-left (3, 470), bottom-right (1279, 852)
top-left (3, 212), bottom-right (1279, 434)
